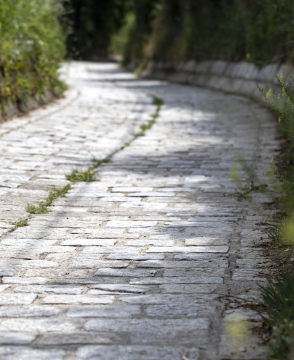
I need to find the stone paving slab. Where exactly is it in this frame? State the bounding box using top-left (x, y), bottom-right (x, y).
top-left (0, 62), bottom-right (278, 359)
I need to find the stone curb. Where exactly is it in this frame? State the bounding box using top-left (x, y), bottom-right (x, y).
top-left (138, 60), bottom-right (293, 102)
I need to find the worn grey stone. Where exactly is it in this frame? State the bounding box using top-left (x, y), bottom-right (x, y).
top-left (120, 294), bottom-right (219, 305)
top-left (67, 305), bottom-right (141, 318)
top-left (0, 333), bottom-right (36, 345)
top-left (106, 221), bottom-right (157, 228)
top-left (0, 319), bottom-right (77, 332)
top-left (68, 260), bottom-right (130, 269)
top-left (13, 285), bottom-right (84, 294)
top-left (37, 332), bottom-right (126, 346)
top-left (77, 345), bottom-right (200, 360)
top-left (0, 285), bottom-right (11, 292)
top-left (0, 347), bottom-right (65, 360)
top-left (129, 276), bottom-right (223, 285)
top-left (61, 239), bottom-right (116, 246)
top-left (94, 268), bottom-right (157, 277)
top-left (138, 260), bottom-right (228, 268)
top-left (0, 267), bottom-right (15, 276)
top-left (106, 254), bottom-right (165, 260)
top-left (147, 246), bottom-right (229, 253)
top-left (42, 295), bottom-right (115, 305)
top-left (0, 306), bottom-right (60, 317)
top-left (159, 284), bottom-right (219, 293)
top-left (2, 277), bottom-right (49, 285)
top-left (85, 318), bottom-right (209, 333)
top-left (146, 304), bottom-right (216, 317)
top-left (89, 284), bottom-right (149, 294)
top-left (0, 294), bottom-right (37, 305)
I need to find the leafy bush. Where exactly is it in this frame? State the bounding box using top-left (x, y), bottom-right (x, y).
top-left (0, 0), bottom-right (66, 116)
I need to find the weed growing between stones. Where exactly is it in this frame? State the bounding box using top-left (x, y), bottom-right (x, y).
top-left (152, 96), bottom-right (164, 107)
top-left (65, 158), bottom-right (111, 183)
top-left (9, 218), bottom-right (29, 232)
top-left (26, 184), bottom-right (71, 214)
top-left (230, 155), bottom-right (272, 216)
top-left (11, 96), bottom-right (163, 235)
top-left (89, 158), bottom-right (110, 171)
top-left (131, 95), bottom-right (163, 142)
top-left (65, 169), bottom-right (97, 183)
top-left (47, 185), bottom-right (71, 203)
top-left (26, 203), bottom-right (49, 215)
top-left (265, 226), bottom-right (285, 246)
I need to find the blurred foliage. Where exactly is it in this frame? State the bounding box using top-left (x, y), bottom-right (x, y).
top-left (109, 12), bottom-right (136, 60)
top-left (121, 0), bottom-right (159, 63)
top-left (259, 269), bottom-right (294, 359)
top-left (0, 0), bottom-right (66, 115)
top-left (62, 0), bottom-right (130, 59)
top-left (259, 72), bottom-right (294, 225)
top-left (257, 71), bottom-right (294, 359)
top-left (114, 0), bottom-right (294, 65)
top-left (62, 0), bottom-right (294, 64)
top-left (62, 0), bottom-right (158, 61)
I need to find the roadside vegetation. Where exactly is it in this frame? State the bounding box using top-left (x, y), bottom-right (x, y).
top-left (0, 0), bottom-right (66, 118)
top-left (231, 72), bottom-right (294, 359)
top-left (108, 0), bottom-right (294, 67)
top-left (254, 73), bottom-right (294, 359)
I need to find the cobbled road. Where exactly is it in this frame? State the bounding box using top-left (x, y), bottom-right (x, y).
top-left (0, 62), bottom-right (278, 359)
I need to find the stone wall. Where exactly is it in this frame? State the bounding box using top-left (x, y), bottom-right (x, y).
top-left (0, 92), bottom-right (54, 123)
top-left (141, 60), bottom-right (293, 102)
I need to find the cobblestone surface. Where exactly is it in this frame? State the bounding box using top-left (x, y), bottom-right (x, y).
top-left (0, 62), bottom-right (278, 359)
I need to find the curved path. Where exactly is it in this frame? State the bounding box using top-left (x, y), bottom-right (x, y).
top-left (0, 62), bottom-right (277, 359)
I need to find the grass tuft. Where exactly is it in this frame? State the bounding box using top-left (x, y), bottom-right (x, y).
top-left (66, 158), bottom-right (112, 182)
top-left (10, 218), bottom-right (29, 227)
top-left (140, 123), bottom-right (150, 131)
top-left (134, 131), bottom-right (145, 137)
top-left (265, 225), bottom-right (284, 246)
top-left (152, 96), bottom-right (164, 107)
top-left (258, 269), bottom-right (294, 359)
top-left (26, 184), bottom-right (71, 214)
top-left (131, 96), bottom-right (164, 140)
top-left (47, 184), bottom-right (71, 204)
top-left (9, 218), bottom-right (29, 232)
top-left (88, 158), bottom-right (110, 171)
top-left (65, 169), bottom-right (96, 182)
top-left (26, 203), bottom-right (49, 214)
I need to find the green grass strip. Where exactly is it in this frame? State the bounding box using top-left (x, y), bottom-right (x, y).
top-left (65, 169), bottom-right (97, 182)
top-left (26, 184), bottom-right (71, 214)
top-left (9, 218), bottom-right (29, 232)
